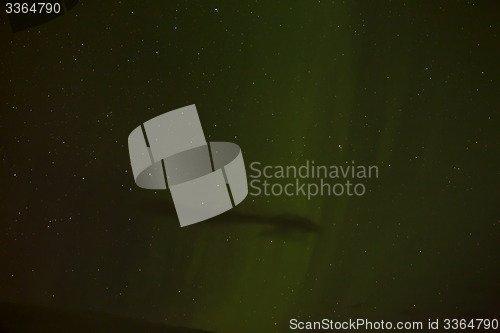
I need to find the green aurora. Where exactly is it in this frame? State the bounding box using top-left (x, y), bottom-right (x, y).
top-left (1, 1), bottom-right (499, 332)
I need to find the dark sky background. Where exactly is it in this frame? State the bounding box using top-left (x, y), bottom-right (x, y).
top-left (1, 1), bottom-right (499, 332)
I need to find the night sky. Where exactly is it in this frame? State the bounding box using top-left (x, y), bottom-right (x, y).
top-left (1, 1), bottom-right (499, 332)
